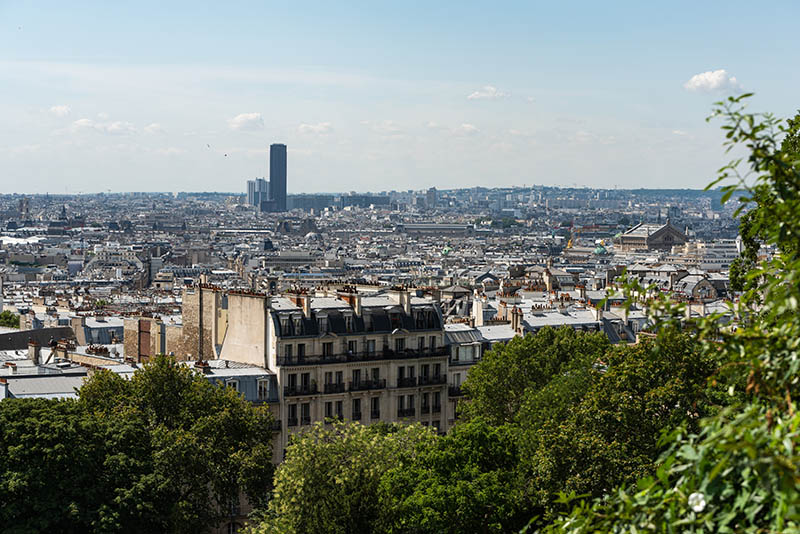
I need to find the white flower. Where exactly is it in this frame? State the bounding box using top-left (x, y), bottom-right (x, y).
top-left (688, 492), bottom-right (706, 513)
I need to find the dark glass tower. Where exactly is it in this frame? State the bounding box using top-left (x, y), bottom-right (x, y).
top-left (269, 143), bottom-right (287, 212)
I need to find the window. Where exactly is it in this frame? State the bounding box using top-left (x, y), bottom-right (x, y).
top-left (288, 373), bottom-right (297, 388)
top-left (433, 363), bottom-right (441, 379)
top-left (408, 365), bottom-right (415, 378)
top-left (454, 346), bottom-right (460, 362)
top-left (293, 316), bottom-right (303, 335)
top-left (284, 344), bottom-right (293, 360)
top-left (324, 371), bottom-right (333, 385)
top-left (371, 367), bottom-right (380, 381)
top-left (418, 337), bottom-right (425, 351)
top-left (421, 364), bottom-right (429, 379)
top-left (301, 372), bottom-right (310, 389)
top-left (395, 338), bottom-right (405, 352)
top-left (318, 317), bottom-right (328, 334)
top-left (325, 401), bottom-right (333, 419)
top-left (433, 391), bottom-right (441, 411)
top-left (366, 339), bottom-right (376, 354)
top-left (297, 343), bottom-right (306, 357)
top-left (348, 340), bottom-right (358, 354)
top-left (323, 342), bottom-right (333, 356)
top-left (335, 371), bottom-right (343, 384)
top-left (335, 400), bottom-right (343, 418)
top-left (288, 404), bottom-right (298, 426)
top-left (352, 369), bottom-right (361, 385)
top-left (407, 394), bottom-right (415, 409)
top-left (371, 397), bottom-right (380, 418)
top-left (345, 314), bottom-right (354, 333)
top-left (352, 398), bottom-right (361, 420)
top-left (257, 379), bottom-right (270, 401)
top-left (301, 402), bottom-right (311, 425)
top-left (226, 379), bottom-right (239, 392)
top-left (422, 392), bottom-right (430, 409)
top-left (429, 336), bottom-right (437, 350)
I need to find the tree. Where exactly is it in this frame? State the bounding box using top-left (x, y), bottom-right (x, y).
top-left (540, 96), bottom-right (800, 533)
top-left (0, 310), bottom-right (19, 328)
top-left (381, 418), bottom-right (527, 534)
top-left (251, 421), bottom-right (434, 534)
top-left (460, 327), bottom-right (610, 425)
top-left (0, 355), bottom-right (274, 533)
top-left (518, 329), bottom-right (727, 523)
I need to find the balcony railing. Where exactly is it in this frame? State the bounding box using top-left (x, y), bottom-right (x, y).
top-left (301, 416), bottom-right (311, 426)
top-left (421, 405), bottom-right (430, 414)
top-left (352, 411), bottom-right (362, 421)
top-left (287, 417), bottom-right (298, 427)
top-left (432, 404), bottom-right (441, 414)
top-left (397, 376), bottom-right (417, 388)
top-left (370, 410), bottom-right (381, 419)
top-left (277, 347), bottom-right (449, 367)
top-left (397, 407), bottom-right (416, 418)
top-left (418, 375), bottom-right (447, 386)
top-left (284, 384), bottom-right (318, 396)
top-left (349, 378), bottom-right (387, 391)
top-left (323, 382), bottom-right (346, 394)
top-left (448, 385), bottom-right (463, 397)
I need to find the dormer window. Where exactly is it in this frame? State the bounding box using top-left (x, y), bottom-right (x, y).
top-left (344, 313), bottom-right (354, 333)
top-left (293, 315), bottom-right (303, 336)
top-left (318, 315), bottom-right (329, 334)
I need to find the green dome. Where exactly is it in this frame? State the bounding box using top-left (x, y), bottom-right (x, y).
top-left (593, 245), bottom-right (608, 255)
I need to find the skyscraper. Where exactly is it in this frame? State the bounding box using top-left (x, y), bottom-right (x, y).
top-left (269, 143), bottom-right (287, 212)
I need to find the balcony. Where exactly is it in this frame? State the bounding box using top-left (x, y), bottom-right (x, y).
top-left (349, 378), bottom-right (387, 391)
top-left (370, 410), bottom-right (381, 420)
top-left (323, 382), bottom-right (346, 394)
top-left (352, 411), bottom-right (362, 421)
top-left (397, 407), bottom-right (416, 418)
top-left (418, 375), bottom-right (447, 386)
top-left (276, 347), bottom-right (449, 367)
top-left (284, 384), bottom-right (318, 397)
top-left (287, 417), bottom-right (298, 427)
top-left (397, 376), bottom-right (417, 388)
top-left (448, 385), bottom-right (464, 397)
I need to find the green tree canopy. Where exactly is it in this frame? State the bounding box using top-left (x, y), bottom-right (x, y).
top-left (0, 355), bottom-right (274, 534)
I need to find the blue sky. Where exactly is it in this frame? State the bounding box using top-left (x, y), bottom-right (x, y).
top-left (1, 1), bottom-right (799, 194)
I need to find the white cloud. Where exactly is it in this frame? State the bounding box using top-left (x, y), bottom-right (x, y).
top-left (228, 112), bottom-right (264, 131)
top-left (683, 69), bottom-right (742, 93)
top-left (144, 122), bottom-right (165, 134)
top-left (297, 121), bottom-right (332, 134)
top-left (49, 105), bottom-right (70, 117)
top-left (455, 123), bottom-right (479, 135)
top-left (467, 85), bottom-right (508, 100)
top-left (672, 129), bottom-right (688, 136)
top-left (68, 118), bottom-right (136, 135)
top-left (363, 120), bottom-right (404, 135)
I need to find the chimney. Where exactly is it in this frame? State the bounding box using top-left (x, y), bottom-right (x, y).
top-left (510, 306), bottom-right (523, 334)
top-left (288, 289), bottom-right (312, 319)
top-left (578, 284), bottom-right (586, 301)
top-left (592, 306), bottom-right (603, 321)
top-left (28, 341), bottom-right (41, 365)
top-left (337, 286), bottom-right (362, 316)
top-left (390, 287), bottom-right (411, 315)
top-left (472, 291), bottom-right (484, 327)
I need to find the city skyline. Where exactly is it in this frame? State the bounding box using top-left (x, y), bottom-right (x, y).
top-left (2, 1), bottom-right (800, 194)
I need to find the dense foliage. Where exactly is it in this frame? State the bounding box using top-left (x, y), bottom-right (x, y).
top-left (0, 309), bottom-right (20, 328)
top-left (254, 326), bottom-right (720, 533)
top-left (0, 355), bottom-right (274, 534)
top-left (539, 96), bottom-right (800, 532)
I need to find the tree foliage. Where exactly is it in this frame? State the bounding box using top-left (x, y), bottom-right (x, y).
top-left (539, 95), bottom-right (800, 533)
top-left (460, 327), bottom-right (611, 425)
top-left (0, 309), bottom-right (19, 328)
top-left (0, 355), bottom-right (274, 534)
top-left (251, 421), bottom-right (434, 534)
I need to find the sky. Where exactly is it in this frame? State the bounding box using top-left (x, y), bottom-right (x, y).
top-left (1, 1), bottom-right (799, 194)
